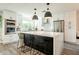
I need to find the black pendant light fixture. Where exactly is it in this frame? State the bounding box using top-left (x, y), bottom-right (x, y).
top-left (44, 3), bottom-right (52, 18)
top-left (32, 8), bottom-right (38, 20)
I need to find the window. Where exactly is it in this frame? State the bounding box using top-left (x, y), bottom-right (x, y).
top-left (21, 20), bottom-right (34, 31)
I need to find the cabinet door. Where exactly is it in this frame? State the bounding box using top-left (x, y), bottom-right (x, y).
top-left (3, 10), bottom-right (16, 20)
top-left (64, 11), bottom-right (76, 42)
top-left (24, 34), bottom-right (53, 55)
top-left (24, 34), bottom-right (30, 46)
top-left (9, 13), bottom-right (16, 20)
top-left (34, 35), bottom-right (53, 55)
top-left (24, 34), bottom-right (34, 46)
top-left (43, 37), bottom-right (53, 54)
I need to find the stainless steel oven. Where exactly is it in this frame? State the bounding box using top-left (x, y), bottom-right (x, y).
top-left (7, 27), bottom-right (15, 33)
top-left (5, 19), bottom-right (16, 34)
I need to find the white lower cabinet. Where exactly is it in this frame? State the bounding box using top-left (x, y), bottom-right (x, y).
top-left (2, 34), bottom-right (19, 44)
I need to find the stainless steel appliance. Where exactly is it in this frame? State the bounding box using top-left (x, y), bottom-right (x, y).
top-left (5, 19), bottom-right (16, 34)
top-left (53, 20), bottom-right (64, 32)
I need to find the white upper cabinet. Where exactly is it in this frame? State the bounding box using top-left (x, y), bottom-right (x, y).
top-left (3, 9), bottom-right (16, 20)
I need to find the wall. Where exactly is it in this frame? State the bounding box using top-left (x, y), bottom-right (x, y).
top-left (76, 11), bottom-right (79, 36)
top-left (36, 12), bottom-right (53, 31)
top-left (53, 12), bottom-right (65, 21)
top-left (42, 17), bottom-right (53, 31)
top-left (16, 14), bottom-right (23, 31)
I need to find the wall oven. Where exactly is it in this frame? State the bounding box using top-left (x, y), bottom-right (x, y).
top-left (7, 27), bottom-right (15, 33)
top-left (5, 19), bottom-right (16, 34)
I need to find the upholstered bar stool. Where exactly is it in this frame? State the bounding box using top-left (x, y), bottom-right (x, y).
top-left (18, 33), bottom-right (24, 48)
top-left (18, 33), bottom-right (33, 55)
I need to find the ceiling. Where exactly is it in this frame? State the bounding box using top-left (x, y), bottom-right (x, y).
top-left (0, 3), bottom-right (79, 17)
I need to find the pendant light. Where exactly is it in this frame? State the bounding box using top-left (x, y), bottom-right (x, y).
top-left (44, 3), bottom-right (52, 18)
top-left (32, 8), bottom-right (38, 20)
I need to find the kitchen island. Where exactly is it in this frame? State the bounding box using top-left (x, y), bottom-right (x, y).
top-left (18, 31), bottom-right (64, 55)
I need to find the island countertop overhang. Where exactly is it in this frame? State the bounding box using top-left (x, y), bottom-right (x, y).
top-left (17, 31), bottom-right (62, 38)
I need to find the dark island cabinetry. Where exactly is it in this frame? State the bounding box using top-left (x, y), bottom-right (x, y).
top-left (24, 34), bottom-right (53, 55)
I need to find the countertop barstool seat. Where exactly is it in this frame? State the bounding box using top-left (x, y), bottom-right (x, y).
top-left (18, 33), bottom-right (33, 54)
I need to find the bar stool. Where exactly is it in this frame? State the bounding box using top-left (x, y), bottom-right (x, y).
top-left (18, 33), bottom-right (24, 48)
top-left (18, 33), bottom-right (33, 55)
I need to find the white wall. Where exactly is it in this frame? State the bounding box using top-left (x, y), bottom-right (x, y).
top-left (53, 12), bottom-right (65, 21)
top-left (16, 14), bottom-right (23, 31)
top-left (42, 17), bottom-right (53, 31)
top-left (76, 11), bottom-right (79, 35)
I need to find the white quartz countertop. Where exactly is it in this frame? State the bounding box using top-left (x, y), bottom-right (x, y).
top-left (17, 31), bottom-right (62, 38)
